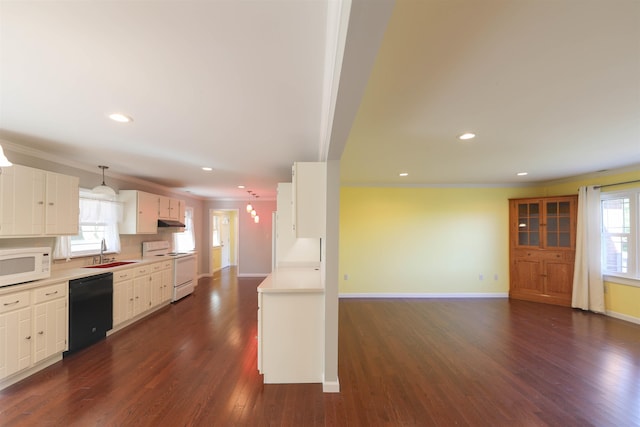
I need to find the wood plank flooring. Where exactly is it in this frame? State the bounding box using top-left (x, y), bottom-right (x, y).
top-left (1, 268), bottom-right (639, 426)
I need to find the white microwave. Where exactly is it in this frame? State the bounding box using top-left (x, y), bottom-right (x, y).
top-left (0, 247), bottom-right (51, 287)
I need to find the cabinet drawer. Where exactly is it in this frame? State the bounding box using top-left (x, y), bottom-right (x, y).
top-left (33, 282), bottom-right (67, 304)
top-left (114, 269), bottom-right (134, 282)
top-left (162, 261), bottom-right (172, 270)
top-left (134, 266), bottom-right (151, 277)
top-left (151, 262), bottom-right (163, 272)
top-left (0, 291), bottom-right (31, 314)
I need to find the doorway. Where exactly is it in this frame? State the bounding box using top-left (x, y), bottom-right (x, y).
top-left (210, 209), bottom-right (238, 275)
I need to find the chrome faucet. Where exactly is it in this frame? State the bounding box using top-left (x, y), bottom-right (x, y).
top-left (100, 239), bottom-right (107, 264)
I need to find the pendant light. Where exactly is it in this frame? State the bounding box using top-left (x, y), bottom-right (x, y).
top-left (92, 165), bottom-right (117, 198)
top-left (246, 191), bottom-right (253, 213)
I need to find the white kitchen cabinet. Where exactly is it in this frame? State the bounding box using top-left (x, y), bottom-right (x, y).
top-left (113, 268), bottom-right (135, 327)
top-left (118, 190), bottom-right (159, 234)
top-left (150, 262), bottom-right (165, 308)
top-left (275, 182), bottom-right (321, 268)
top-left (161, 261), bottom-right (173, 302)
top-left (0, 164), bottom-right (79, 237)
top-left (291, 162), bottom-right (326, 238)
top-left (32, 282), bottom-right (67, 364)
top-left (0, 165), bottom-right (45, 236)
top-left (45, 171), bottom-right (79, 236)
top-left (158, 196), bottom-right (184, 221)
top-left (257, 268), bottom-right (324, 384)
top-left (133, 265), bottom-right (153, 316)
top-left (0, 290), bottom-right (32, 381)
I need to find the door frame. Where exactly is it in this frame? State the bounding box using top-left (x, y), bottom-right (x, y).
top-left (209, 209), bottom-right (239, 276)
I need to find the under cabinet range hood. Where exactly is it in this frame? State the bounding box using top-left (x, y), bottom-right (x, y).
top-left (157, 219), bottom-right (186, 228)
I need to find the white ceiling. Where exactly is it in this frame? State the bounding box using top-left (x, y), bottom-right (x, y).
top-left (1, 1), bottom-right (639, 200)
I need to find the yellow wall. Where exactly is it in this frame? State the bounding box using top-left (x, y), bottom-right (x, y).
top-left (540, 168), bottom-right (640, 321)
top-left (339, 169), bottom-right (640, 322)
top-left (211, 246), bottom-right (222, 272)
top-left (339, 186), bottom-right (534, 295)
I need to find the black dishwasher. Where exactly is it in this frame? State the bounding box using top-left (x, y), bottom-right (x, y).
top-left (66, 272), bottom-right (113, 355)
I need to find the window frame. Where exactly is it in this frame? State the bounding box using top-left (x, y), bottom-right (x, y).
top-left (601, 188), bottom-right (640, 286)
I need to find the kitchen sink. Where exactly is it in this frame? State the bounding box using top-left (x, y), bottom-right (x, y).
top-left (85, 261), bottom-right (138, 269)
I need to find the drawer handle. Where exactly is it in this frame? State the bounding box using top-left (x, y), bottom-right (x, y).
top-left (3, 300), bottom-right (20, 306)
top-left (45, 291), bottom-right (58, 296)
top-left (26, 335), bottom-right (31, 340)
top-left (38, 331), bottom-right (44, 335)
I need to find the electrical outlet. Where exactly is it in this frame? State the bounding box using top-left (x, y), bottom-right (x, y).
top-left (344, 274), bottom-right (349, 281)
top-left (479, 274), bottom-right (484, 281)
top-left (494, 274), bottom-right (499, 281)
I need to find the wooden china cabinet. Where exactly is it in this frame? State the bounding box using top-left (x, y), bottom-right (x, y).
top-left (509, 195), bottom-right (578, 307)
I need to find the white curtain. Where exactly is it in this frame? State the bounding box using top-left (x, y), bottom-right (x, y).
top-left (54, 196), bottom-right (122, 261)
top-left (572, 185), bottom-right (605, 312)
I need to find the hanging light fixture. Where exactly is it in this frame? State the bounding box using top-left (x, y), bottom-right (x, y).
top-left (251, 209), bottom-right (257, 218)
top-left (0, 144), bottom-right (12, 169)
top-left (246, 191), bottom-right (253, 213)
top-left (92, 165), bottom-right (117, 198)
top-left (254, 215), bottom-right (259, 224)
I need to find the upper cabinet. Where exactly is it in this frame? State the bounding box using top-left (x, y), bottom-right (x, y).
top-left (0, 164), bottom-right (79, 237)
top-left (118, 190), bottom-right (159, 234)
top-left (158, 196), bottom-right (184, 222)
top-left (292, 162), bottom-right (326, 238)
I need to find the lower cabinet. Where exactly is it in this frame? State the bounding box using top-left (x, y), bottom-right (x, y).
top-left (257, 290), bottom-right (324, 384)
top-left (0, 281), bottom-right (68, 388)
top-left (112, 261), bottom-right (173, 330)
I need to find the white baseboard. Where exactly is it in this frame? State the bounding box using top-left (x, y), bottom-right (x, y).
top-left (339, 292), bottom-right (508, 299)
top-left (238, 273), bottom-right (270, 278)
top-left (323, 377), bottom-right (340, 393)
top-left (606, 310), bottom-right (640, 325)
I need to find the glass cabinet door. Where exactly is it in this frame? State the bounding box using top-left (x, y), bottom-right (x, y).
top-left (517, 202), bottom-right (540, 246)
top-left (545, 200), bottom-right (572, 248)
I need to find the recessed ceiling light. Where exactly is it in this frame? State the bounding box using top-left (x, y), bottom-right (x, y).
top-left (238, 185), bottom-right (245, 189)
top-left (108, 113), bottom-right (133, 123)
top-left (202, 167), bottom-right (213, 171)
top-left (458, 133), bottom-right (476, 140)
top-left (399, 172), bottom-right (409, 177)
top-left (517, 172), bottom-right (528, 176)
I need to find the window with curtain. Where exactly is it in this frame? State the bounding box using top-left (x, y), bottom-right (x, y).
top-left (174, 206), bottom-right (195, 251)
top-left (54, 189), bottom-right (122, 260)
top-left (601, 189), bottom-right (638, 279)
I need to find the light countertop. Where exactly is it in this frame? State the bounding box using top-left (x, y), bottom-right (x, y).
top-left (257, 267), bottom-right (324, 294)
top-left (0, 256), bottom-right (168, 296)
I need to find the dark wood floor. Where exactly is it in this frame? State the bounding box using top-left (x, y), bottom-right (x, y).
top-left (1, 268), bottom-right (639, 426)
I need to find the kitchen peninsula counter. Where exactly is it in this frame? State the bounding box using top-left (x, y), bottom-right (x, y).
top-left (257, 266), bottom-right (324, 294)
top-left (257, 266), bottom-right (324, 384)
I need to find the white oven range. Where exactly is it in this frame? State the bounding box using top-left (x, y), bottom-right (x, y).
top-left (142, 241), bottom-right (196, 302)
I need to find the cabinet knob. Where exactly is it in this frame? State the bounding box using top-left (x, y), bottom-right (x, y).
top-left (26, 336), bottom-right (31, 340)
top-left (49, 202), bottom-right (54, 206)
top-left (38, 201), bottom-right (44, 205)
top-left (38, 331), bottom-right (44, 335)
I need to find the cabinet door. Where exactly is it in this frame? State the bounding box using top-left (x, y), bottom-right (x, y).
top-left (45, 172), bottom-right (79, 236)
top-left (543, 198), bottom-right (576, 249)
top-left (113, 277), bottom-right (134, 326)
top-left (137, 192), bottom-right (159, 234)
top-left (13, 165), bottom-right (45, 236)
top-left (158, 196), bottom-right (171, 219)
top-left (161, 262), bottom-right (173, 302)
top-left (0, 165), bottom-right (15, 236)
top-left (543, 257), bottom-right (574, 302)
top-left (514, 200), bottom-right (541, 248)
top-left (292, 162), bottom-right (326, 238)
top-left (150, 268), bottom-right (164, 307)
top-left (133, 276), bottom-right (152, 316)
top-left (0, 307), bottom-right (32, 380)
top-left (32, 298), bottom-right (67, 363)
top-left (511, 256), bottom-right (544, 296)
